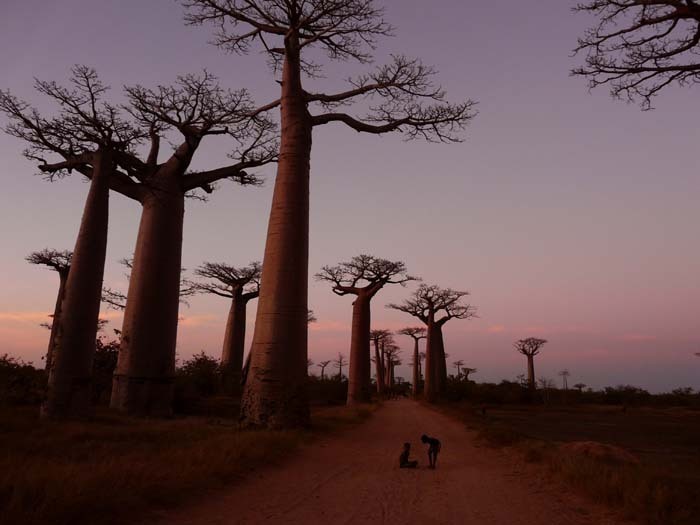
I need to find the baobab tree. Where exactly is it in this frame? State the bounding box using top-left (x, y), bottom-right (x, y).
top-left (317, 360), bottom-right (331, 380)
top-left (383, 344), bottom-right (401, 389)
top-left (370, 329), bottom-right (392, 394)
top-left (574, 383), bottom-right (587, 393)
top-left (316, 255), bottom-right (414, 405)
top-left (559, 369), bottom-right (570, 391)
top-left (462, 367), bottom-right (477, 381)
top-left (184, 0), bottom-right (477, 428)
top-left (573, 1), bottom-right (700, 109)
top-left (26, 249), bottom-right (72, 372)
top-left (334, 353), bottom-right (348, 381)
top-left (1, 67), bottom-right (145, 418)
top-left (453, 360), bottom-right (465, 380)
top-left (189, 261), bottom-right (261, 395)
top-left (388, 285), bottom-right (477, 402)
top-left (398, 327), bottom-right (426, 396)
top-left (107, 73), bottom-right (276, 416)
top-left (514, 338), bottom-right (548, 391)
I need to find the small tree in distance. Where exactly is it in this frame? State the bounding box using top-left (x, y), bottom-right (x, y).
top-left (26, 249), bottom-right (72, 372)
top-left (334, 353), bottom-right (347, 381)
top-left (317, 360), bottom-right (331, 381)
top-left (453, 360), bottom-right (464, 379)
top-left (463, 367), bottom-right (477, 381)
top-left (514, 338), bottom-right (548, 391)
top-left (398, 327), bottom-right (426, 397)
top-left (316, 255), bottom-right (415, 405)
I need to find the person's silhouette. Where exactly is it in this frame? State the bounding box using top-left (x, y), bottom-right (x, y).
top-left (399, 442), bottom-right (418, 468)
top-left (421, 434), bottom-right (441, 469)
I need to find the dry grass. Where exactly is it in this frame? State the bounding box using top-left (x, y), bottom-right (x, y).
top-left (0, 403), bottom-right (375, 525)
top-left (442, 403), bottom-right (699, 525)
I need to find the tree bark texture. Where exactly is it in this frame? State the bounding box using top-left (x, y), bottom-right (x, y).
top-left (46, 271), bottom-right (68, 372)
top-left (347, 295), bottom-right (371, 404)
top-left (221, 292), bottom-right (247, 396)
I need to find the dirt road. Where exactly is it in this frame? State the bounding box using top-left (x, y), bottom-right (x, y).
top-left (151, 400), bottom-right (627, 525)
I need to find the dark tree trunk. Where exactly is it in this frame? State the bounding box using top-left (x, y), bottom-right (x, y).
top-left (433, 324), bottom-right (447, 396)
top-left (374, 338), bottom-right (385, 395)
top-left (221, 292), bottom-right (247, 396)
top-left (411, 338), bottom-right (420, 397)
top-left (241, 34), bottom-right (311, 428)
top-left (46, 271), bottom-right (68, 372)
top-left (346, 294), bottom-right (371, 405)
top-left (527, 355), bottom-right (535, 390)
top-left (111, 169), bottom-right (184, 416)
top-left (42, 150), bottom-right (112, 418)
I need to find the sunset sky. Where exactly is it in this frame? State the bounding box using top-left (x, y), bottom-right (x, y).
top-left (0, 0), bottom-right (698, 392)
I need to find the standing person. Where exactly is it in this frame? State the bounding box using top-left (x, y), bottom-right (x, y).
top-left (399, 442), bottom-right (418, 469)
top-left (421, 434), bottom-right (442, 469)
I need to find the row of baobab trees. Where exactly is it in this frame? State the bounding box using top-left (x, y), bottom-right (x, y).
top-left (4, 0), bottom-right (684, 429)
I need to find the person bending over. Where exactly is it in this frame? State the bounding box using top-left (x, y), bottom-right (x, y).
top-left (421, 434), bottom-right (441, 469)
top-left (399, 442), bottom-right (418, 468)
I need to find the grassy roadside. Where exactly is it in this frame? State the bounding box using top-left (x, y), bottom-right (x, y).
top-left (0, 402), bottom-right (376, 525)
top-left (435, 402), bottom-right (698, 525)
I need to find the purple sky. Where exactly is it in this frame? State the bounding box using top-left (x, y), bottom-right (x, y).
top-left (1, 0), bottom-right (698, 392)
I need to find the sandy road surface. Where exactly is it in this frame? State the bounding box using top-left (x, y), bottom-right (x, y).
top-left (150, 400), bottom-right (628, 525)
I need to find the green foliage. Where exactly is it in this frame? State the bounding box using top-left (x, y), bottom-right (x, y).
top-left (0, 354), bottom-right (46, 406)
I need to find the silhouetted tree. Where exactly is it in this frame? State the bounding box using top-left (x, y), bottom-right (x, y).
top-left (388, 284), bottom-right (477, 402)
top-left (183, 0), bottom-right (477, 428)
top-left (574, 382), bottom-right (587, 392)
top-left (514, 338), bottom-right (548, 391)
top-left (453, 360), bottom-right (464, 379)
top-left (1, 66), bottom-right (144, 418)
top-left (334, 353), bottom-right (347, 381)
top-left (370, 329), bottom-right (392, 394)
top-left (189, 261), bottom-right (261, 395)
top-left (110, 73), bottom-right (276, 416)
top-left (316, 255), bottom-right (414, 405)
top-left (317, 360), bottom-right (331, 380)
top-left (307, 310), bottom-right (317, 323)
top-left (384, 344), bottom-right (401, 389)
top-left (398, 327), bottom-right (426, 396)
top-left (26, 249), bottom-right (72, 372)
top-left (559, 369), bottom-right (570, 391)
top-left (573, 1), bottom-right (700, 108)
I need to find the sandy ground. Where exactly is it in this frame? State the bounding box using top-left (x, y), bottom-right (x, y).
top-left (149, 400), bottom-right (629, 525)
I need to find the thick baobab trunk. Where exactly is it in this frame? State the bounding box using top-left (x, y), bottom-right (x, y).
top-left (241, 36), bottom-right (311, 428)
top-left (527, 355), bottom-right (535, 390)
top-left (347, 294), bottom-right (371, 405)
top-left (433, 325), bottom-right (447, 395)
top-left (411, 338), bottom-right (420, 397)
top-left (424, 316), bottom-right (439, 403)
top-left (112, 173), bottom-right (184, 416)
top-left (46, 271), bottom-right (68, 372)
top-left (374, 338), bottom-right (385, 395)
top-left (220, 292), bottom-right (247, 396)
top-left (42, 150), bottom-right (111, 418)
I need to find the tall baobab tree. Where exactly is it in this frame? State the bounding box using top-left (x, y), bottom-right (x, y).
top-left (317, 360), bottom-right (331, 380)
top-left (26, 249), bottom-right (72, 372)
top-left (1, 67), bottom-right (145, 418)
top-left (184, 0), bottom-right (477, 428)
top-left (388, 285), bottom-right (477, 402)
top-left (370, 329), bottom-right (392, 394)
top-left (110, 73), bottom-right (276, 416)
top-left (383, 343), bottom-right (401, 389)
top-left (316, 255), bottom-right (414, 405)
top-left (189, 261), bottom-right (261, 395)
top-left (334, 353), bottom-right (348, 381)
top-left (573, 1), bottom-right (700, 109)
top-left (398, 327), bottom-right (426, 396)
top-left (514, 338), bottom-right (548, 391)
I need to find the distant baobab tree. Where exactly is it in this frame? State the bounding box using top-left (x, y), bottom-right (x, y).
top-left (370, 329), bottom-right (393, 394)
top-left (559, 369), bottom-right (570, 391)
top-left (109, 73), bottom-right (276, 417)
top-left (573, 1), bottom-right (700, 109)
top-left (398, 327), bottom-right (427, 397)
top-left (514, 338), bottom-right (548, 391)
top-left (183, 0), bottom-right (477, 429)
top-left (388, 284), bottom-right (477, 402)
top-left (463, 367), bottom-right (477, 381)
top-left (538, 377), bottom-right (555, 404)
top-left (317, 360), bottom-right (331, 381)
top-left (26, 249), bottom-right (72, 372)
top-left (1, 67), bottom-right (144, 418)
top-left (383, 343), bottom-right (401, 389)
top-left (307, 359), bottom-right (314, 369)
top-left (316, 255), bottom-right (415, 405)
top-left (334, 353), bottom-right (348, 381)
top-left (574, 383), bottom-right (587, 393)
top-left (307, 310), bottom-right (317, 324)
top-left (189, 261), bottom-right (261, 395)
top-left (453, 360), bottom-right (465, 379)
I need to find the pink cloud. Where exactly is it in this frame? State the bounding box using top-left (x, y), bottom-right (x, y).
top-left (619, 334), bottom-right (658, 342)
top-left (486, 324), bottom-right (506, 333)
